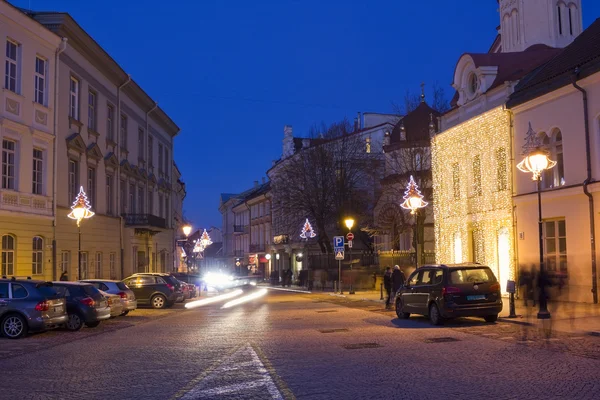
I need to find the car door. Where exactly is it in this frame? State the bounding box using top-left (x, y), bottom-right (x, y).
top-left (124, 277), bottom-right (145, 304)
top-left (414, 269), bottom-right (434, 315)
top-left (400, 271), bottom-right (421, 313)
top-left (0, 282), bottom-right (9, 319)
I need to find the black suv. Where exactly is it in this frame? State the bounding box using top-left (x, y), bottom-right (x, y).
top-left (52, 282), bottom-right (111, 331)
top-left (395, 264), bottom-right (503, 325)
top-left (123, 273), bottom-right (182, 309)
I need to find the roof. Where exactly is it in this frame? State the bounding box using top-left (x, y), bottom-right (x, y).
top-left (220, 193), bottom-right (239, 203)
top-left (388, 102), bottom-right (439, 145)
top-left (232, 181), bottom-right (270, 208)
top-left (508, 18), bottom-right (600, 108)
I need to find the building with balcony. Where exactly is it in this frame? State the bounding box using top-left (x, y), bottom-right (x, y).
top-left (0, 2), bottom-right (61, 280)
top-left (19, 6), bottom-right (181, 280)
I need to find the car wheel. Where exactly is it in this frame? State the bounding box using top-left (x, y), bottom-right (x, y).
top-left (66, 313), bottom-right (84, 331)
top-left (120, 310), bottom-right (129, 316)
top-left (484, 314), bottom-right (498, 323)
top-left (86, 321), bottom-right (101, 328)
top-left (151, 294), bottom-right (167, 309)
top-left (429, 303), bottom-right (443, 326)
top-left (395, 299), bottom-right (410, 319)
top-left (1, 313), bottom-right (27, 339)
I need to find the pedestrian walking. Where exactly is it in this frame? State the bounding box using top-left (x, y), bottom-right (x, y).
top-left (372, 272), bottom-right (377, 289)
top-left (392, 265), bottom-right (405, 295)
top-left (59, 271), bottom-right (68, 281)
top-left (383, 267), bottom-right (392, 308)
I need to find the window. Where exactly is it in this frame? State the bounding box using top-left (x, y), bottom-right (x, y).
top-left (0, 283), bottom-right (7, 298)
top-left (148, 136), bottom-right (154, 167)
top-left (2, 139), bottom-right (16, 190)
top-left (34, 56), bottom-right (46, 105)
top-left (11, 284), bottom-right (27, 299)
top-left (80, 252), bottom-right (88, 280)
top-left (452, 163), bottom-right (460, 200)
top-left (569, 7), bottom-right (573, 35)
top-left (5, 40), bottom-right (19, 93)
top-left (109, 253), bottom-right (116, 279)
top-left (32, 149), bottom-right (43, 195)
top-left (366, 137), bottom-right (371, 153)
top-left (120, 180), bottom-right (126, 213)
top-left (88, 91), bottom-right (97, 131)
top-left (158, 193), bottom-right (163, 218)
top-left (1, 235), bottom-right (15, 276)
top-left (165, 196), bottom-right (169, 224)
top-left (138, 186), bottom-right (144, 214)
top-left (158, 143), bottom-right (163, 174)
top-left (138, 128), bottom-right (144, 161)
top-left (69, 77), bottom-right (79, 120)
top-left (545, 219), bottom-right (567, 273)
top-left (32, 236), bottom-right (43, 275)
top-left (129, 183), bottom-right (135, 214)
top-left (468, 72), bottom-right (478, 95)
top-left (540, 130), bottom-right (565, 189)
top-left (107, 104), bottom-right (115, 141)
top-left (120, 115), bottom-right (128, 149)
top-left (148, 189), bottom-right (154, 215)
top-left (61, 251), bottom-right (70, 273)
top-left (496, 147), bottom-right (507, 191)
top-left (106, 175), bottom-right (113, 215)
top-left (558, 5), bottom-right (563, 35)
top-left (415, 152), bottom-right (422, 171)
top-left (87, 167), bottom-right (96, 209)
top-left (164, 150), bottom-right (169, 177)
top-left (472, 155), bottom-right (482, 196)
top-left (95, 252), bottom-right (102, 278)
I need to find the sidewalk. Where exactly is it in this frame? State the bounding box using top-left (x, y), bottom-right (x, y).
top-left (321, 289), bottom-right (600, 336)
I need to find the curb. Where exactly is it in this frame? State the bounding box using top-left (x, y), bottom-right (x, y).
top-left (590, 331), bottom-right (600, 337)
top-left (498, 317), bottom-right (534, 327)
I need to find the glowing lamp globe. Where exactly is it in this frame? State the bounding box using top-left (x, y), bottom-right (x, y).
top-left (517, 149), bottom-right (556, 180)
top-left (265, 254), bottom-right (272, 260)
top-left (67, 186), bottom-right (95, 226)
top-left (182, 225), bottom-right (192, 237)
top-left (400, 175), bottom-right (428, 215)
top-left (344, 218), bottom-right (355, 230)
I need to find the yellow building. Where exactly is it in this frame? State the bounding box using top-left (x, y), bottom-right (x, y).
top-left (432, 106), bottom-right (515, 293)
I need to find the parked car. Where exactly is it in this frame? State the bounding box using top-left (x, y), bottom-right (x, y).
top-left (52, 282), bottom-right (111, 331)
top-left (122, 273), bottom-right (181, 309)
top-left (81, 280), bottom-right (137, 315)
top-left (99, 290), bottom-right (124, 318)
top-left (395, 264), bottom-right (503, 325)
top-left (0, 279), bottom-right (67, 339)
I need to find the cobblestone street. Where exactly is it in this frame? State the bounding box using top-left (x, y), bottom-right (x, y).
top-left (1, 290), bottom-right (599, 399)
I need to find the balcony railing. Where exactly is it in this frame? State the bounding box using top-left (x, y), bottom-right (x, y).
top-left (123, 214), bottom-right (167, 229)
top-left (233, 225), bottom-right (245, 233)
top-left (249, 244), bottom-right (265, 253)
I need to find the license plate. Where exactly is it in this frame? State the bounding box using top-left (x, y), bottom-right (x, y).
top-left (467, 295), bottom-right (486, 301)
top-left (54, 307), bottom-right (62, 312)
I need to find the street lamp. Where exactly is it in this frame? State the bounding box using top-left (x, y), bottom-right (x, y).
top-left (400, 175), bottom-right (428, 269)
top-left (517, 122), bottom-right (556, 320)
top-left (67, 187), bottom-right (95, 280)
top-left (182, 224), bottom-right (192, 237)
top-left (344, 218), bottom-right (355, 294)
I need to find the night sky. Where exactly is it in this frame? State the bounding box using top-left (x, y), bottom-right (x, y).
top-left (12, 0), bottom-right (600, 229)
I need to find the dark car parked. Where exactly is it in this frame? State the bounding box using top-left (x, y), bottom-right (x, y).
top-left (52, 282), bottom-right (111, 331)
top-left (395, 264), bottom-right (503, 325)
top-left (123, 273), bottom-right (181, 309)
top-left (0, 279), bottom-right (67, 339)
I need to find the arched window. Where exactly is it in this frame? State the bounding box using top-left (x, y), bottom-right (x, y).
top-left (32, 236), bottom-right (43, 275)
top-left (540, 129), bottom-right (565, 189)
top-left (1, 235), bottom-right (15, 276)
top-left (415, 152), bottom-right (422, 171)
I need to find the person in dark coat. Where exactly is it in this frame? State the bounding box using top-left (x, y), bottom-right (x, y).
top-left (383, 267), bottom-right (393, 308)
top-left (59, 271), bottom-right (68, 281)
top-left (392, 265), bottom-right (406, 294)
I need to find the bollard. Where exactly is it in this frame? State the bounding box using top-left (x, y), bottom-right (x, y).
top-left (334, 280), bottom-right (337, 294)
top-left (380, 283), bottom-right (384, 300)
top-left (508, 292), bottom-right (517, 318)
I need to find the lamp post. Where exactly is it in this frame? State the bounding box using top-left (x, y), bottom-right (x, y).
top-left (517, 122), bottom-right (557, 320)
top-left (181, 225), bottom-right (192, 272)
top-left (67, 187), bottom-right (95, 280)
top-left (400, 175), bottom-right (428, 269)
top-left (344, 218), bottom-right (355, 294)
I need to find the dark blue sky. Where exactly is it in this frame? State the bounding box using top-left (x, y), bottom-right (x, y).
top-left (15, 0), bottom-right (600, 229)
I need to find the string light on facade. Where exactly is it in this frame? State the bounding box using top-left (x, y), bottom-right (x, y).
top-left (67, 186), bottom-right (95, 227)
top-left (516, 122), bottom-right (556, 180)
top-left (400, 175), bottom-right (428, 214)
top-left (300, 218), bottom-right (316, 239)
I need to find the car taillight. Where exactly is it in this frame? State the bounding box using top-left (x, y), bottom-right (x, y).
top-left (118, 291), bottom-right (128, 299)
top-left (35, 301), bottom-right (49, 311)
top-left (442, 286), bottom-right (461, 296)
top-left (166, 283), bottom-right (174, 291)
top-left (80, 297), bottom-right (95, 307)
top-left (490, 283), bottom-right (501, 292)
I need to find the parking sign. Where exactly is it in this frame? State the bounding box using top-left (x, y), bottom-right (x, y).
top-left (333, 236), bottom-right (344, 250)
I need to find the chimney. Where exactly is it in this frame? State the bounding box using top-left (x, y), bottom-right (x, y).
top-left (357, 112), bottom-right (361, 130)
top-left (354, 117), bottom-right (358, 132)
top-left (283, 125), bottom-right (294, 159)
top-left (284, 125), bottom-right (293, 137)
top-left (254, 181), bottom-right (259, 188)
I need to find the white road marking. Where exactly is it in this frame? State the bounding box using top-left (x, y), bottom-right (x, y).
top-left (180, 345), bottom-right (284, 399)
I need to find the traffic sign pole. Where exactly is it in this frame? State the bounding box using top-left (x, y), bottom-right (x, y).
top-left (338, 260), bottom-right (342, 294)
top-left (348, 231), bottom-right (354, 295)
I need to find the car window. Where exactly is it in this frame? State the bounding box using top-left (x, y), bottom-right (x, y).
top-left (88, 282), bottom-right (102, 289)
top-left (431, 269), bottom-right (444, 285)
top-left (54, 286), bottom-right (71, 298)
top-left (450, 268), bottom-right (496, 284)
top-left (83, 285), bottom-right (100, 296)
top-left (418, 270), bottom-right (432, 286)
top-left (0, 282), bottom-right (8, 299)
top-left (408, 272), bottom-right (419, 286)
top-left (116, 282), bottom-right (128, 290)
top-left (156, 277), bottom-right (166, 284)
top-left (11, 284), bottom-right (28, 299)
top-left (37, 285), bottom-right (59, 298)
top-left (100, 283), bottom-right (110, 291)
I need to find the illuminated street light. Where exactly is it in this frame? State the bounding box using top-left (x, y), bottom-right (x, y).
top-left (517, 122), bottom-right (556, 320)
top-left (344, 218), bottom-right (354, 231)
top-left (400, 176), bottom-right (428, 269)
top-left (265, 254), bottom-right (271, 260)
top-left (67, 187), bottom-right (95, 280)
top-left (182, 224), bottom-right (192, 237)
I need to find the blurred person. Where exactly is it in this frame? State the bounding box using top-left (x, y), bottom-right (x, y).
top-left (384, 267), bottom-right (392, 309)
top-left (518, 265), bottom-right (532, 307)
top-left (372, 271), bottom-right (377, 289)
top-left (392, 265), bottom-right (406, 295)
top-left (59, 271), bottom-right (68, 281)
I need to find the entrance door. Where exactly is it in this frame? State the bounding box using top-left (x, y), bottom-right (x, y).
top-left (137, 251), bottom-right (146, 273)
top-left (497, 228), bottom-right (510, 295)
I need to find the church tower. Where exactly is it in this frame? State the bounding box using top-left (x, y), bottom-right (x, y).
top-left (499, 0), bottom-right (583, 52)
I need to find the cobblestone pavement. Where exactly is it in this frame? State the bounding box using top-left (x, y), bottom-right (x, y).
top-left (1, 290), bottom-right (599, 399)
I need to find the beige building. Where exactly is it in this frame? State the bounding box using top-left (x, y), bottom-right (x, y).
top-left (20, 9), bottom-right (181, 280)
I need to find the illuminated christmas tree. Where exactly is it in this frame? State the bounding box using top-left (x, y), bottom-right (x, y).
top-left (67, 186), bottom-right (95, 226)
top-left (300, 218), bottom-right (316, 239)
top-left (199, 229), bottom-right (213, 247)
top-left (400, 175), bottom-right (428, 214)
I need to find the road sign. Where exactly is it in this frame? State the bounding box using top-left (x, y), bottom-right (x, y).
top-left (335, 250), bottom-right (345, 260)
top-left (348, 240), bottom-right (353, 248)
top-left (346, 232), bottom-right (354, 241)
top-left (333, 236), bottom-right (345, 250)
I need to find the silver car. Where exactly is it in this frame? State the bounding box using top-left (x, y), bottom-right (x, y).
top-left (81, 280), bottom-right (137, 315)
top-left (99, 290), bottom-right (124, 318)
top-left (0, 279), bottom-right (67, 339)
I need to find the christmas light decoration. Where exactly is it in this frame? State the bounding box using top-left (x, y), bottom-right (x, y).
top-left (300, 218), bottom-right (316, 239)
top-left (431, 107), bottom-right (515, 288)
top-left (400, 175), bottom-right (428, 214)
top-left (193, 239), bottom-right (204, 253)
top-left (516, 122), bottom-right (556, 180)
top-left (67, 186), bottom-right (95, 226)
top-left (199, 229), bottom-right (213, 248)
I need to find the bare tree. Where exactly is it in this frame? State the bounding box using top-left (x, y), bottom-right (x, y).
top-left (270, 119), bottom-right (374, 253)
top-left (391, 81), bottom-right (451, 115)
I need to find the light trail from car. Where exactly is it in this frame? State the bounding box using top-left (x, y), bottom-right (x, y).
top-left (221, 289), bottom-right (268, 309)
top-left (184, 289), bottom-right (244, 309)
top-left (265, 286), bottom-right (312, 294)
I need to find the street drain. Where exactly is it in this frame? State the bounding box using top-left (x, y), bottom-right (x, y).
top-left (318, 328), bottom-right (349, 333)
top-left (423, 337), bottom-right (460, 343)
top-left (316, 310), bottom-right (338, 313)
top-left (342, 343), bottom-right (382, 350)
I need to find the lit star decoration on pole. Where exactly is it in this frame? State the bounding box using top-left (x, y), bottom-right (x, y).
top-left (400, 175), bottom-right (428, 215)
top-left (300, 218), bottom-right (316, 239)
top-left (67, 186), bottom-right (95, 226)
